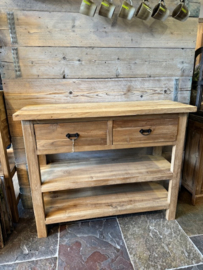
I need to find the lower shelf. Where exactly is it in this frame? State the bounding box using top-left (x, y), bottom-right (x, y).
top-left (41, 155), bottom-right (172, 192)
top-left (44, 182), bottom-right (169, 225)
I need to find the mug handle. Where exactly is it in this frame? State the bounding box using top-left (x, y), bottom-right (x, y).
top-left (128, 0), bottom-right (133, 5)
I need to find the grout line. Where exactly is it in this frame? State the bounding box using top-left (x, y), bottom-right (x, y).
top-left (0, 256), bottom-right (57, 267)
top-left (166, 261), bottom-right (203, 270)
top-left (190, 233), bottom-right (203, 238)
top-left (175, 220), bottom-right (203, 258)
top-left (116, 217), bottom-right (136, 270)
top-left (56, 225), bottom-right (60, 270)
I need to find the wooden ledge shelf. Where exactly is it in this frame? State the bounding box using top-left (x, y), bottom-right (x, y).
top-left (41, 155), bottom-right (172, 193)
top-left (44, 182), bottom-right (169, 225)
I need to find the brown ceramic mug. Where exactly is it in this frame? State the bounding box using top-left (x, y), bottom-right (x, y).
top-left (99, 0), bottom-right (116, 19)
top-left (79, 0), bottom-right (97, 17)
top-left (152, 0), bottom-right (170, 21)
top-left (118, 0), bottom-right (136, 20)
top-left (172, 0), bottom-right (190, 22)
top-left (135, 0), bottom-right (152, 21)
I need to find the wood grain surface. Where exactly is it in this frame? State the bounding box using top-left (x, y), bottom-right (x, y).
top-left (40, 155), bottom-right (172, 192)
top-left (113, 117), bottom-right (178, 144)
top-left (21, 121), bottom-right (47, 237)
top-left (0, 47), bottom-right (194, 79)
top-left (44, 182), bottom-right (169, 224)
top-left (3, 78), bottom-right (192, 111)
top-left (0, 12), bottom-right (198, 48)
top-left (0, 0), bottom-right (200, 12)
top-left (13, 100), bottom-right (197, 121)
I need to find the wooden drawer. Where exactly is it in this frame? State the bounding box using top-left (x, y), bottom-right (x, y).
top-left (113, 115), bottom-right (179, 145)
top-left (34, 121), bottom-right (108, 152)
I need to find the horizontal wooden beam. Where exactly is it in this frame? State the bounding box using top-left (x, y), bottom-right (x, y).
top-left (3, 77), bottom-right (192, 104)
top-left (0, 11), bottom-right (198, 48)
top-left (0, 0), bottom-right (200, 13)
top-left (0, 47), bottom-right (195, 79)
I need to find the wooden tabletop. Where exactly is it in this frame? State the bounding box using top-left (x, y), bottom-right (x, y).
top-left (13, 100), bottom-right (197, 121)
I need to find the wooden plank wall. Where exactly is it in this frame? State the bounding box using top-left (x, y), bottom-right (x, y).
top-left (0, 0), bottom-right (200, 207)
top-left (200, 3), bottom-right (203, 19)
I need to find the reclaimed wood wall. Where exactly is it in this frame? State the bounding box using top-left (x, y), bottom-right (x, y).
top-left (0, 0), bottom-right (201, 207)
top-left (200, 3), bottom-right (203, 19)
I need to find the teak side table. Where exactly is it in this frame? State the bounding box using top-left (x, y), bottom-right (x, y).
top-left (13, 100), bottom-right (196, 238)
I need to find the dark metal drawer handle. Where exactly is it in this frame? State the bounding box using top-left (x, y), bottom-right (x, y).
top-left (66, 133), bottom-right (80, 140)
top-left (139, 129), bottom-right (152, 136)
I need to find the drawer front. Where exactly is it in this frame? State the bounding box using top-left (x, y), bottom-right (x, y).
top-left (113, 116), bottom-right (178, 145)
top-left (34, 121), bottom-right (108, 152)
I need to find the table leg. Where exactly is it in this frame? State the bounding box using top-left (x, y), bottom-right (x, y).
top-left (166, 113), bottom-right (188, 220)
top-left (22, 121), bottom-right (47, 238)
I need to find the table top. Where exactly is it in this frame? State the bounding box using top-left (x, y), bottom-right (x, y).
top-left (13, 100), bottom-right (197, 121)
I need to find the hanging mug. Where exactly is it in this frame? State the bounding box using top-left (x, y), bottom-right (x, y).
top-left (99, 0), bottom-right (116, 19)
top-left (118, 0), bottom-right (136, 20)
top-left (79, 0), bottom-right (97, 17)
top-left (152, 0), bottom-right (170, 21)
top-left (172, 0), bottom-right (190, 22)
top-left (135, 0), bottom-right (152, 21)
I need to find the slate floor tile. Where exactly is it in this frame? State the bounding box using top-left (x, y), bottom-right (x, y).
top-left (118, 211), bottom-right (203, 270)
top-left (0, 257), bottom-right (57, 270)
top-left (0, 201), bottom-right (59, 264)
top-left (58, 217), bottom-right (134, 270)
top-left (176, 189), bottom-right (203, 236)
top-left (191, 236), bottom-right (203, 255)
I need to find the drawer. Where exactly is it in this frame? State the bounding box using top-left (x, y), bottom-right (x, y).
top-left (34, 121), bottom-right (108, 152)
top-left (113, 116), bottom-right (178, 145)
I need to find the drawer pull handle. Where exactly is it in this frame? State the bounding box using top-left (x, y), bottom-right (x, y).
top-left (139, 129), bottom-right (152, 136)
top-left (66, 133), bottom-right (80, 140)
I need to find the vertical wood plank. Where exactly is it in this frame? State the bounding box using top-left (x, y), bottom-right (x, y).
top-left (0, 122), bottom-right (19, 222)
top-left (194, 132), bottom-right (203, 195)
top-left (21, 120), bottom-right (47, 238)
top-left (107, 120), bottom-right (113, 146)
top-left (166, 113), bottom-right (188, 220)
top-left (39, 155), bottom-right (47, 167)
top-left (0, 223), bottom-right (4, 249)
top-left (153, 147), bottom-right (163, 156)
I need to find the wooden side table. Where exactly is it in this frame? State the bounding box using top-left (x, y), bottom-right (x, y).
top-left (13, 100), bottom-right (196, 238)
top-left (182, 114), bottom-right (203, 204)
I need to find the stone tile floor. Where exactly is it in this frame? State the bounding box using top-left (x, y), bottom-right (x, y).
top-left (1, 187), bottom-right (203, 270)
